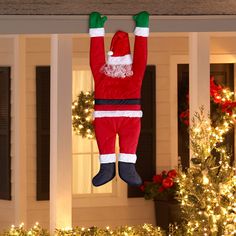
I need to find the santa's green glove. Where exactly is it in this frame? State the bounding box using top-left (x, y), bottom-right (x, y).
top-left (89, 12), bottom-right (107, 37)
top-left (133, 11), bottom-right (149, 37)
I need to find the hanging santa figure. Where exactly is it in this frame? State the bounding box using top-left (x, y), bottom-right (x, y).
top-left (89, 11), bottom-right (149, 186)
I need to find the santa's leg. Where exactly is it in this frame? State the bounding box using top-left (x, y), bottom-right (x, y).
top-left (118, 117), bottom-right (142, 186)
top-left (92, 117), bottom-right (116, 186)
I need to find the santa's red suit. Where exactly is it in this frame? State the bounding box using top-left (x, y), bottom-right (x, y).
top-left (89, 12), bottom-right (149, 186)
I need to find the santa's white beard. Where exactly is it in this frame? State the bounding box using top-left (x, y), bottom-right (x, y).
top-left (101, 64), bottom-right (133, 78)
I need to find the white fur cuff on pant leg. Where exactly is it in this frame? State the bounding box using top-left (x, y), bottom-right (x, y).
top-left (99, 154), bottom-right (116, 163)
top-left (118, 153), bottom-right (137, 163)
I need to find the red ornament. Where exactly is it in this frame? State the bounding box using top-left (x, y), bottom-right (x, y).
top-left (158, 186), bottom-right (165, 192)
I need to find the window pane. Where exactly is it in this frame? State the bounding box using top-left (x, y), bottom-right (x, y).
top-left (72, 70), bottom-right (93, 100)
top-left (72, 133), bottom-right (91, 153)
top-left (73, 154), bottom-right (92, 194)
top-left (92, 139), bottom-right (99, 153)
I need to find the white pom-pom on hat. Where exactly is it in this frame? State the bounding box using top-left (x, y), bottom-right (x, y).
top-left (107, 51), bottom-right (113, 56)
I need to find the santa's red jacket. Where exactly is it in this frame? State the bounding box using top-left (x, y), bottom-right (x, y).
top-left (90, 34), bottom-right (147, 117)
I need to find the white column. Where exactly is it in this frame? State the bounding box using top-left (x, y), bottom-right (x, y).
top-left (50, 34), bottom-right (72, 233)
top-left (189, 33), bottom-right (210, 162)
top-left (13, 35), bottom-right (27, 225)
top-left (189, 32), bottom-right (210, 120)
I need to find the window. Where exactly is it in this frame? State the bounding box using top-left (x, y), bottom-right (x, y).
top-left (35, 67), bottom-right (156, 197)
top-left (72, 70), bottom-right (112, 194)
top-left (178, 63), bottom-right (235, 170)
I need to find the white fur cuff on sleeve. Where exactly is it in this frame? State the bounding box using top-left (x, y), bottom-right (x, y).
top-left (134, 27), bottom-right (149, 37)
top-left (89, 28), bottom-right (105, 37)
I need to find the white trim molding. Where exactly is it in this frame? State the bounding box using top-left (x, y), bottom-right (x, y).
top-left (13, 35), bottom-right (28, 226)
top-left (134, 27), bottom-right (149, 37)
top-left (94, 110), bottom-right (143, 118)
top-left (100, 154), bottom-right (116, 163)
top-left (107, 54), bottom-right (132, 65)
top-left (50, 34), bottom-right (72, 233)
top-left (189, 32), bottom-right (210, 122)
top-left (1, 15), bottom-right (236, 34)
top-left (118, 153), bottom-right (137, 163)
top-left (89, 28), bottom-right (105, 37)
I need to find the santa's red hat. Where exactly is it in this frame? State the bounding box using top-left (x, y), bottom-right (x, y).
top-left (107, 31), bottom-right (132, 65)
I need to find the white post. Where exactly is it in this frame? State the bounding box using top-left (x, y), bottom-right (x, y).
top-left (50, 34), bottom-right (72, 233)
top-left (189, 32), bottom-right (210, 120)
top-left (189, 32), bottom-right (210, 161)
top-left (13, 35), bottom-right (27, 226)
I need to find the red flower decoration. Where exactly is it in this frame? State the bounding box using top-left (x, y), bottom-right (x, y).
top-left (158, 186), bottom-right (165, 192)
top-left (162, 170), bottom-right (167, 176)
top-left (168, 169), bottom-right (178, 179)
top-left (140, 184), bottom-right (145, 192)
top-left (184, 119), bottom-right (189, 126)
top-left (210, 77), bottom-right (222, 100)
top-left (142, 169), bottom-right (178, 200)
top-left (180, 77), bottom-right (236, 126)
top-left (162, 177), bottom-right (174, 189)
top-left (221, 101), bottom-right (236, 115)
top-left (180, 109), bottom-right (189, 118)
top-left (153, 174), bottom-right (162, 183)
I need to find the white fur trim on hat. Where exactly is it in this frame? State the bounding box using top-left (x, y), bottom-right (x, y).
top-left (99, 154), bottom-right (116, 163)
top-left (107, 54), bottom-right (132, 65)
top-left (94, 110), bottom-right (143, 118)
top-left (118, 153), bottom-right (137, 163)
top-left (89, 28), bottom-right (105, 37)
top-left (134, 27), bottom-right (149, 37)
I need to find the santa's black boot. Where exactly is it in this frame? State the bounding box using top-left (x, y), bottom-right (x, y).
top-left (92, 163), bottom-right (116, 187)
top-left (118, 162), bottom-right (142, 186)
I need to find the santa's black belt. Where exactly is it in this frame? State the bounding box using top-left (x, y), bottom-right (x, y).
top-left (95, 99), bottom-right (141, 105)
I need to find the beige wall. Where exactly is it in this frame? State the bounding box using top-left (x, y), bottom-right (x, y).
top-left (147, 36), bottom-right (188, 171)
top-left (0, 38), bottom-right (15, 230)
top-left (25, 37), bottom-right (51, 228)
top-left (211, 37), bottom-right (236, 54)
top-left (0, 34), bottom-right (235, 230)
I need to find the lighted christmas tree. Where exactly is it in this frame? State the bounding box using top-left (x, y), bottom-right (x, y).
top-left (177, 108), bottom-right (236, 235)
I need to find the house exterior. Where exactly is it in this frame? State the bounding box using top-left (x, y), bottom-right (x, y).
top-left (0, 0), bottom-right (236, 233)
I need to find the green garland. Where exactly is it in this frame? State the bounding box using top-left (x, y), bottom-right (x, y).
top-left (1, 224), bottom-right (168, 236)
top-left (72, 91), bottom-right (95, 139)
top-left (2, 223), bottom-right (49, 236)
top-left (55, 224), bottom-right (165, 236)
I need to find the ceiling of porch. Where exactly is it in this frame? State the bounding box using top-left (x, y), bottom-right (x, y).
top-left (0, 0), bottom-right (236, 15)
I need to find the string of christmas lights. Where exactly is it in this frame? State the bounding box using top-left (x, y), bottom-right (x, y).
top-left (2, 222), bottom-right (49, 236)
top-left (177, 107), bottom-right (236, 235)
top-left (1, 223), bottom-right (165, 236)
